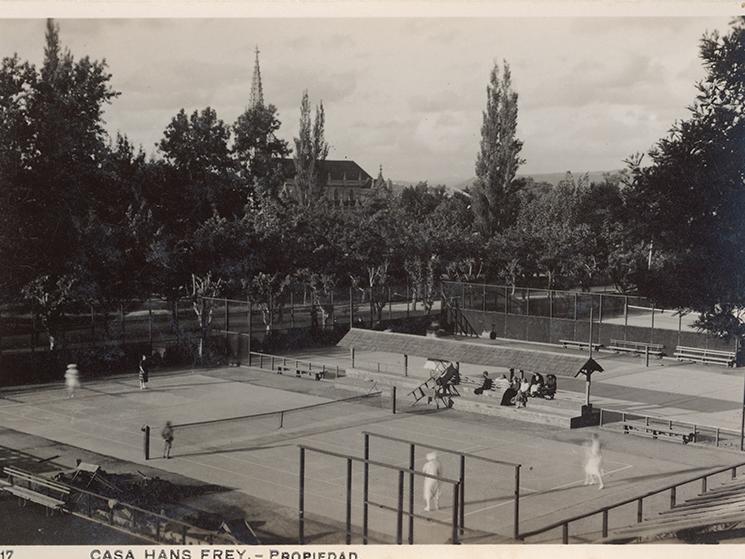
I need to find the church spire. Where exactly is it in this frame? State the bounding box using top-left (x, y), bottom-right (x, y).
top-left (250, 45), bottom-right (264, 108)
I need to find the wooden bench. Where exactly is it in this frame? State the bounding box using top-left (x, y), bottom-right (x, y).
top-left (276, 364), bottom-right (325, 381)
top-left (622, 422), bottom-right (696, 444)
top-left (2, 466), bottom-right (70, 514)
top-left (559, 339), bottom-right (602, 351)
top-left (608, 339), bottom-right (664, 356)
top-left (674, 346), bottom-right (736, 367)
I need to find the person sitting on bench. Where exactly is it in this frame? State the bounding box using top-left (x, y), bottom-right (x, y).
top-left (501, 382), bottom-right (518, 406)
top-left (515, 378), bottom-right (530, 408)
top-left (529, 373), bottom-right (544, 397)
top-left (474, 371), bottom-right (494, 395)
top-left (543, 374), bottom-right (557, 399)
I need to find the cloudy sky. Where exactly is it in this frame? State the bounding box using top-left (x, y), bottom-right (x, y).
top-left (0, 16), bottom-right (734, 184)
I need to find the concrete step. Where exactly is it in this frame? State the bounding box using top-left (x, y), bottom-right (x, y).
top-left (344, 367), bottom-right (579, 428)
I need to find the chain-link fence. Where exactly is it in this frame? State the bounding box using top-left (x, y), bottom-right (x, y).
top-left (442, 281), bottom-right (739, 357)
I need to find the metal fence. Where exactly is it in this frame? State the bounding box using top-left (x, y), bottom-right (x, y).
top-left (0, 284), bottom-right (435, 356)
top-left (599, 408), bottom-right (743, 451)
top-left (519, 461), bottom-right (745, 543)
top-left (442, 281), bottom-right (739, 355)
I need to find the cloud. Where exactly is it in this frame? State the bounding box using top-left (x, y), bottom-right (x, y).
top-left (267, 65), bottom-right (358, 107)
top-left (321, 34), bottom-right (355, 49)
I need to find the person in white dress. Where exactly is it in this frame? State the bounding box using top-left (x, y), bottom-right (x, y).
top-left (584, 433), bottom-right (605, 489)
top-left (422, 451), bottom-right (442, 512)
top-left (64, 363), bottom-right (80, 398)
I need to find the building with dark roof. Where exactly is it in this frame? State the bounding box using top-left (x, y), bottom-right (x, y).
top-left (280, 158), bottom-right (386, 207)
top-left (249, 48), bottom-right (387, 207)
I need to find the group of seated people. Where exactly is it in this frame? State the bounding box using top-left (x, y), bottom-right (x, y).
top-left (473, 368), bottom-right (557, 407)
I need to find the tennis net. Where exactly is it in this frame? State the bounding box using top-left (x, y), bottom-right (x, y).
top-left (168, 391), bottom-right (384, 456)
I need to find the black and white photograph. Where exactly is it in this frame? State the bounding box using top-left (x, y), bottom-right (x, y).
top-left (0, 2), bottom-right (744, 551)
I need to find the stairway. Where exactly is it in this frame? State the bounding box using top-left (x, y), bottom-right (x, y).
top-left (600, 477), bottom-right (745, 543)
top-left (441, 296), bottom-right (479, 337)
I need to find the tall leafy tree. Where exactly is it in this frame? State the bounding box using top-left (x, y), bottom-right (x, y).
top-left (233, 103), bottom-right (289, 200)
top-left (0, 19), bottom-right (120, 304)
top-left (292, 90), bottom-right (329, 205)
top-left (471, 60), bottom-right (525, 237)
top-left (622, 17), bottom-right (745, 337)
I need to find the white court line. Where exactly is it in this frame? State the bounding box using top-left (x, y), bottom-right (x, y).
top-left (464, 463), bottom-right (635, 517)
top-left (0, 393), bottom-right (404, 505)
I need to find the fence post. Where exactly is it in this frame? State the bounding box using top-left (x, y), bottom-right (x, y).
top-left (331, 290), bottom-right (335, 328)
top-left (702, 476), bottom-right (707, 494)
top-left (148, 309), bottom-right (153, 353)
top-left (363, 433), bottom-right (370, 544)
top-left (247, 298), bottom-right (252, 366)
top-left (404, 354), bottom-right (408, 377)
top-left (406, 282), bottom-right (410, 318)
top-left (459, 455), bottom-right (465, 536)
top-left (624, 296), bottom-right (629, 340)
top-left (452, 482), bottom-right (460, 545)
top-left (298, 447), bottom-right (305, 544)
top-left (392, 386), bottom-right (397, 414)
top-left (562, 523), bottom-right (569, 544)
top-left (637, 498), bottom-right (643, 522)
top-left (716, 428), bottom-right (720, 447)
top-left (514, 465), bottom-right (520, 540)
top-left (602, 509), bottom-right (608, 538)
top-left (346, 458), bottom-right (353, 545)
top-left (670, 486), bottom-right (676, 508)
top-left (291, 292), bottom-right (295, 329)
top-left (650, 305), bottom-right (656, 344)
top-left (142, 425), bottom-right (150, 460)
top-left (397, 470), bottom-right (404, 544)
top-left (349, 287), bottom-right (354, 329)
top-left (408, 444), bottom-right (415, 544)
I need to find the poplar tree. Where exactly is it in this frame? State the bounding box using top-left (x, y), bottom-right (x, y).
top-left (471, 60), bottom-right (525, 237)
top-left (292, 90), bottom-right (329, 205)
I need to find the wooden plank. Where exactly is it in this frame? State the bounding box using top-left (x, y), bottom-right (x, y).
top-left (3, 486), bottom-right (65, 508)
top-left (606, 508), bottom-right (745, 541)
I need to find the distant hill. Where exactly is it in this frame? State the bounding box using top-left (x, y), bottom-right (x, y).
top-left (451, 169), bottom-right (624, 191)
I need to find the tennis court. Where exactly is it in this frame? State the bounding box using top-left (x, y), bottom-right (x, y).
top-left (0, 364), bottom-right (738, 543)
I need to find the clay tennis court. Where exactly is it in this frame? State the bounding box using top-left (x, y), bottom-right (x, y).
top-left (0, 360), bottom-right (739, 544)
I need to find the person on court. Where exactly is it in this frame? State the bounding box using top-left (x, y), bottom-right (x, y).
top-left (584, 433), bottom-right (605, 489)
top-left (139, 354), bottom-right (149, 390)
top-left (64, 363), bottom-right (80, 398)
top-left (422, 451), bottom-right (442, 512)
top-left (162, 421), bottom-right (174, 459)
